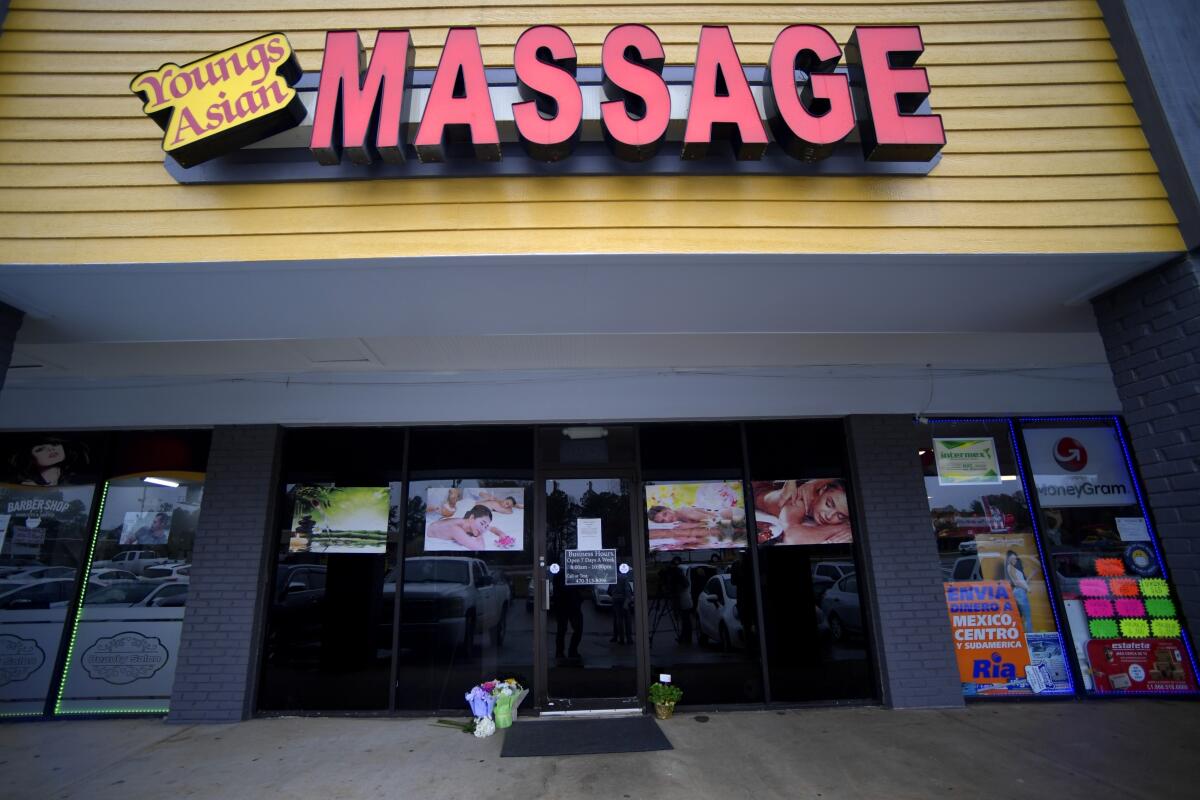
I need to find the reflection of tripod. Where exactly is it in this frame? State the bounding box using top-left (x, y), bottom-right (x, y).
top-left (648, 585), bottom-right (679, 647)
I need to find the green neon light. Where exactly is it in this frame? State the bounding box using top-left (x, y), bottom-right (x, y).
top-left (54, 480), bottom-right (108, 716)
top-left (0, 711), bottom-right (41, 718)
top-left (54, 708), bottom-right (169, 715)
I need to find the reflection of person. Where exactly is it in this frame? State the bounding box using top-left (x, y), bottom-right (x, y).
top-left (756, 479), bottom-right (852, 545)
top-left (552, 564), bottom-right (584, 660)
top-left (427, 504), bottom-right (493, 551)
top-left (11, 438), bottom-right (88, 486)
top-left (477, 491), bottom-right (523, 514)
top-left (126, 512), bottom-right (170, 546)
top-left (609, 573), bottom-right (633, 644)
top-left (667, 557), bottom-right (694, 644)
top-left (1006, 550), bottom-right (1033, 630)
top-left (1043, 509), bottom-right (1065, 548)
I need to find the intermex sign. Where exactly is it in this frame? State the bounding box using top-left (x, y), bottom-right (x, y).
top-left (131, 24), bottom-right (946, 182)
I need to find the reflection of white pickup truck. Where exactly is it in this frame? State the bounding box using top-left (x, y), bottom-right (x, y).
top-left (91, 550), bottom-right (169, 577)
top-left (392, 557), bottom-right (511, 652)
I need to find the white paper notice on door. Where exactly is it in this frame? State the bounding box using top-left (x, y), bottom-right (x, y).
top-left (577, 517), bottom-right (603, 550)
top-left (1115, 517), bottom-right (1150, 542)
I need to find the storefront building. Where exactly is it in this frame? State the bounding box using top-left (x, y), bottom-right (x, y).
top-left (0, 1), bottom-right (1198, 721)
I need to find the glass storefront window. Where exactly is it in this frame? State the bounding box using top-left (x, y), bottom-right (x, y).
top-left (398, 479), bottom-right (534, 710)
top-left (641, 423), bottom-right (765, 705)
top-left (258, 428), bottom-right (403, 712)
top-left (57, 471), bottom-right (205, 713)
top-left (921, 420), bottom-right (1073, 697)
top-left (747, 420), bottom-right (874, 703)
top-left (1019, 419), bottom-right (1199, 695)
top-left (0, 434), bottom-right (102, 716)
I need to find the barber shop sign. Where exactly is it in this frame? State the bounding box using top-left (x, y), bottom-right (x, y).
top-left (131, 25), bottom-right (945, 180)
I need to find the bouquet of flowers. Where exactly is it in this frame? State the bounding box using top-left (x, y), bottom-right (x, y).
top-left (465, 678), bottom-right (528, 735)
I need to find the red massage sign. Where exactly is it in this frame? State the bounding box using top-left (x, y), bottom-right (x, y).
top-left (131, 25), bottom-right (945, 177)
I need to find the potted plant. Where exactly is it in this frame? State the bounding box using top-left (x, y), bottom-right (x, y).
top-left (648, 682), bottom-right (683, 720)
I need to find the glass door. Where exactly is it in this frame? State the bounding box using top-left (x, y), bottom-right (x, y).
top-left (537, 476), bottom-right (643, 710)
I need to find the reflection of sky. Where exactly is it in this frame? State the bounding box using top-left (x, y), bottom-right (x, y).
top-left (552, 479), bottom-right (623, 499)
top-left (101, 484), bottom-right (199, 538)
top-left (925, 476), bottom-right (1023, 511)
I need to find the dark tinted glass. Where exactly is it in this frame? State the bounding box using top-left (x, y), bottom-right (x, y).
top-left (745, 420), bottom-right (876, 702)
top-left (639, 424), bottom-right (764, 705)
top-left (258, 428), bottom-right (401, 712)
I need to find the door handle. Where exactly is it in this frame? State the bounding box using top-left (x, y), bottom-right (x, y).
top-left (545, 578), bottom-right (551, 609)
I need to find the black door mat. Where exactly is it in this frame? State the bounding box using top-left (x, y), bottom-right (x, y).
top-left (500, 716), bottom-right (673, 757)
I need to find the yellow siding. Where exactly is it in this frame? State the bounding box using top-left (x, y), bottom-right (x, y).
top-left (0, 0), bottom-right (1185, 264)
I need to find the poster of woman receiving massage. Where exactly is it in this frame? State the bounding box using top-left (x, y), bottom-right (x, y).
top-left (645, 481), bottom-right (748, 552)
top-left (751, 479), bottom-right (854, 545)
top-left (423, 486), bottom-right (525, 552)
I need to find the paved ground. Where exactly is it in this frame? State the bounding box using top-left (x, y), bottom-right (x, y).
top-left (3, 701), bottom-right (1198, 799)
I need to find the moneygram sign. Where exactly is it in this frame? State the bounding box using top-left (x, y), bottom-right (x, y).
top-left (130, 25), bottom-right (946, 181)
top-left (1021, 427), bottom-right (1136, 508)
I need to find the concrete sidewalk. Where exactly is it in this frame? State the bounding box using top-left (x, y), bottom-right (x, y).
top-left (2, 702), bottom-right (1197, 800)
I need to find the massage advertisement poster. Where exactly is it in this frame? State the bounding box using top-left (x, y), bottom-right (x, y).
top-left (751, 479), bottom-right (853, 545)
top-left (289, 485), bottom-right (389, 554)
top-left (423, 486), bottom-right (524, 552)
top-left (645, 481), bottom-right (747, 552)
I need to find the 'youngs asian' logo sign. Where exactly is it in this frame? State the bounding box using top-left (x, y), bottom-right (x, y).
top-left (130, 33), bottom-right (305, 168)
top-left (131, 25), bottom-right (946, 179)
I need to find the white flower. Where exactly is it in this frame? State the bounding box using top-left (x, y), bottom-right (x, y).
top-left (474, 717), bottom-right (496, 738)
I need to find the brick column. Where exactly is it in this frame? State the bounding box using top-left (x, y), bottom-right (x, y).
top-left (169, 425), bottom-right (282, 723)
top-left (1093, 254), bottom-right (1200, 629)
top-left (846, 415), bottom-right (963, 708)
top-left (0, 301), bottom-right (23, 395)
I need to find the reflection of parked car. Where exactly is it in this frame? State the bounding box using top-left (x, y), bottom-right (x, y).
top-left (89, 568), bottom-right (139, 586)
top-left (136, 581), bottom-right (189, 607)
top-left (591, 585), bottom-right (612, 609)
top-left (949, 556), bottom-right (982, 582)
top-left (85, 580), bottom-right (187, 607)
top-left (265, 564), bottom-right (327, 659)
top-left (820, 574), bottom-right (863, 641)
top-left (92, 550), bottom-right (169, 576)
top-left (2, 566), bottom-right (76, 582)
top-left (394, 557), bottom-right (511, 652)
top-left (697, 574), bottom-right (743, 650)
top-left (85, 580), bottom-right (160, 606)
top-left (140, 563), bottom-right (191, 582)
top-left (812, 561), bottom-right (855, 597)
top-left (0, 578), bottom-right (76, 609)
top-left (0, 560), bottom-right (46, 578)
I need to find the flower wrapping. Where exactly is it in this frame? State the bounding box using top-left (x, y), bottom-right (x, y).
top-left (493, 693), bottom-right (516, 728)
top-left (465, 686), bottom-right (495, 720)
